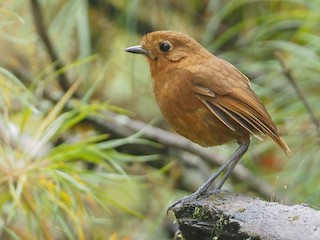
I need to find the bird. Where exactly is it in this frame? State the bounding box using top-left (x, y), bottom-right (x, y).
top-left (125, 30), bottom-right (290, 209)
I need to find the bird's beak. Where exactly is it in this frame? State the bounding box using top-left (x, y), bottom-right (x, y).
top-left (125, 45), bottom-right (149, 55)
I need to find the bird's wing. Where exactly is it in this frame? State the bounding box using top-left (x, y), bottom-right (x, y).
top-left (186, 59), bottom-right (278, 142)
top-left (186, 57), bottom-right (250, 96)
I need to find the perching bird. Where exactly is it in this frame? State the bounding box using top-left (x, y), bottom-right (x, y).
top-left (125, 30), bottom-right (290, 209)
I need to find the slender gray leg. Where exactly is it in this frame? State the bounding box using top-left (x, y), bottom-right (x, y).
top-left (168, 141), bottom-right (249, 211)
top-left (215, 142), bottom-right (249, 189)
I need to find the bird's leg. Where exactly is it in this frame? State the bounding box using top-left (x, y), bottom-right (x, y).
top-left (167, 141), bottom-right (250, 211)
top-left (215, 141), bottom-right (249, 189)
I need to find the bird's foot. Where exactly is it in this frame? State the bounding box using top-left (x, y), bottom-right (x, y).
top-left (167, 189), bottom-right (209, 213)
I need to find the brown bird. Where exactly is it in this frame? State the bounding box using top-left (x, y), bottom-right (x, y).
top-left (125, 30), bottom-right (290, 208)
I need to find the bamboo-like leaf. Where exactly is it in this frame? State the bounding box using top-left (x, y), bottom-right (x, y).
top-left (35, 79), bottom-right (81, 138)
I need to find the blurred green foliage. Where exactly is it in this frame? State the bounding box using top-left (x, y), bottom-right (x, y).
top-left (0, 0), bottom-right (319, 239)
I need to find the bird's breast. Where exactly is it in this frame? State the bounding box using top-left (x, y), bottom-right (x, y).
top-left (152, 70), bottom-right (236, 147)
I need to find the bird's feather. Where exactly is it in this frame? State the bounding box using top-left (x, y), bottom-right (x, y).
top-left (188, 59), bottom-right (290, 155)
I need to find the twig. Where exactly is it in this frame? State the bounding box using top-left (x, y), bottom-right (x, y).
top-left (275, 52), bottom-right (320, 140)
top-left (30, 0), bottom-right (71, 92)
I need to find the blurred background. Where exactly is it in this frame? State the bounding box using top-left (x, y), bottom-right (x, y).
top-left (0, 0), bottom-right (319, 239)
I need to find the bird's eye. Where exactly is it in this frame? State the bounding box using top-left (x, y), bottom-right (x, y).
top-left (159, 41), bottom-right (172, 52)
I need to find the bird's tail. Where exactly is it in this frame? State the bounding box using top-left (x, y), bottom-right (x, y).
top-left (273, 136), bottom-right (291, 156)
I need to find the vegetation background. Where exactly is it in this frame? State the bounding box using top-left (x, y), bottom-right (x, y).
top-left (0, 0), bottom-right (319, 239)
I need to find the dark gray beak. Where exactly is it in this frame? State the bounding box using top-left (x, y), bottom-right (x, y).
top-left (125, 45), bottom-right (149, 55)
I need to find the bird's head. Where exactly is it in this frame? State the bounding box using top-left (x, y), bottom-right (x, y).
top-left (125, 31), bottom-right (207, 65)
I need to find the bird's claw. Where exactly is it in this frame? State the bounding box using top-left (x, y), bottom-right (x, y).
top-left (167, 190), bottom-right (205, 214)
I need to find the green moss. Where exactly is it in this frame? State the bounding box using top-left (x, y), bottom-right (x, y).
top-left (192, 206), bottom-right (211, 221)
top-left (212, 214), bottom-right (230, 235)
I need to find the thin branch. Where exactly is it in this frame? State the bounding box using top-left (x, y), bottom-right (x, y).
top-left (275, 52), bottom-right (320, 140)
top-left (30, 0), bottom-right (70, 92)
